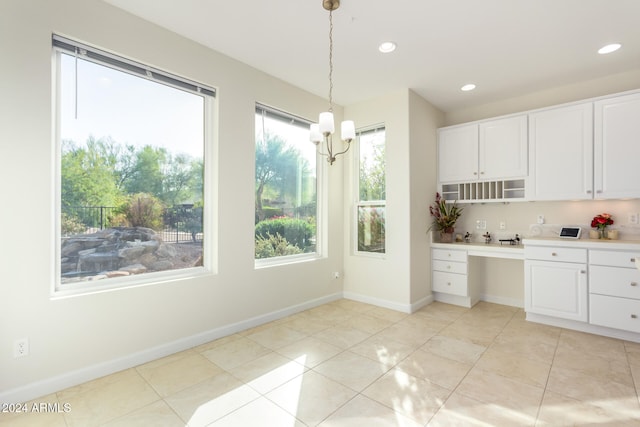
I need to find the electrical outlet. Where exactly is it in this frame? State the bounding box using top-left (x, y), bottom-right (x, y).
top-left (476, 220), bottom-right (487, 230)
top-left (332, 271), bottom-right (340, 279)
top-left (14, 338), bottom-right (29, 358)
top-left (499, 221), bottom-right (506, 230)
top-left (629, 213), bottom-right (639, 225)
top-left (537, 214), bottom-right (545, 224)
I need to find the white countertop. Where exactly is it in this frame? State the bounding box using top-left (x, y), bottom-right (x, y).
top-left (523, 237), bottom-right (640, 251)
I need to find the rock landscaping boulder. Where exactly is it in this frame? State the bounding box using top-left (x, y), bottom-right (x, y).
top-left (60, 227), bottom-right (182, 282)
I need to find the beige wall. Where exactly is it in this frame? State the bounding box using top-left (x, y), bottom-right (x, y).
top-left (342, 90), bottom-right (443, 310)
top-left (409, 91), bottom-right (444, 303)
top-left (0, 0), bottom-right (349, 400)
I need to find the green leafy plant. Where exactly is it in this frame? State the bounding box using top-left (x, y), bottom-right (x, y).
top-left (255, 233), bottom-right (303, 259)
top-left (429, 192), bottom-right (463, 232)
top-left (255, 217), bottom-right (315, 251)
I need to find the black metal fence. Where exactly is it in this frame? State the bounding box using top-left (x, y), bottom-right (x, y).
top-left (63, 205), bottom-right (203, 243)
top-left (63, 206), bottom-right (116, 231)
top-left (162, 205), bottom-right (203, 243)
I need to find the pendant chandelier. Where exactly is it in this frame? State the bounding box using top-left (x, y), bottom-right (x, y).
top-left (309, 0), bottom-right (355, 165)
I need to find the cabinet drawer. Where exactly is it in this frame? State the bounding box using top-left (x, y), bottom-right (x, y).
top-left (589, 265), bottom-right (640, 300)
top-left (432, 248), bottom-right (467, 263)
top-left (525, 246), bottom-right (587, 263)
top-left (590, 294), bottom-right (640, 333)
top-left (590, 250), bottom-right (640, 268)
top-left (432, 259), bottom-right (467, 274)
top-left (433, 271), bottom-right (467, 296)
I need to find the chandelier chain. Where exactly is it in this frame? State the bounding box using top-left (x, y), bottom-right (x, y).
top-left (328, 9), bottom-right (334, 112)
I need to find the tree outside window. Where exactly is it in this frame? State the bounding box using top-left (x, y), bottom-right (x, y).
top-left (255, 105), bottom-right (317, 260)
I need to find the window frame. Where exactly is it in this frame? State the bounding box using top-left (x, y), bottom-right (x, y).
top-left (52, 35), bottom-right (217, 297)
top-left (353, 125), bottom-right (386, 257)
top-left (254, 103), bottom-right (325, 268)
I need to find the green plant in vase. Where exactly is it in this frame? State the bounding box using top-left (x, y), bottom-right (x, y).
top-left (429, 192), bottom-right (462, 243)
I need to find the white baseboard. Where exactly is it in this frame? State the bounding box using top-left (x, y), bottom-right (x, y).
top-left (343, 291), bottom-right (432, 314)
top-left (0, 292), bottom-right (342, 404)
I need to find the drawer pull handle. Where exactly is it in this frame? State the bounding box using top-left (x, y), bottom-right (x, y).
top-left (551, 252), bottom-right (557, 256)
top-left (632, 314), bottom-right (638, 319)
top-left (632, 258), bottom-right (636, 263)
top-left (631, 282), bottom-right (638, 287)
top-left (447, 265), bottom-right (451, 269)
top-left (447, 282), bottom-right (451, 286)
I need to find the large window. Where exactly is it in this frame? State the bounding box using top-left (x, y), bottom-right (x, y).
top-left (54, 36), bottom-right (214, 292)
top-left (255, 104), bottom-right (318, 261)
top-left (356, 126), bottom-right (386, 254)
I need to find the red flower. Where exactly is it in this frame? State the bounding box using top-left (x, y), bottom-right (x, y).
top-left (591, 213), bottom-right (614, 229)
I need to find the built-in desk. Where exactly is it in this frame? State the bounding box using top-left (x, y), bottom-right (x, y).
top-left (432, 237), bottom-right (640, 342)
top-left (431, 242), bottom-right (524, 307)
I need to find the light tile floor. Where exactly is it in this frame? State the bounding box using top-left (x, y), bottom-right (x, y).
top-left (3, 299), bottom-right (640, 426)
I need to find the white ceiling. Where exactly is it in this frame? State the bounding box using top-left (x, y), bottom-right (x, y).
top-left (102, 0), bottom-right (640, 112)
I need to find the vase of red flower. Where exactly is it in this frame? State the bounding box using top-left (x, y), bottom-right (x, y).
top-left (591, 213), bottom-right (614, 239)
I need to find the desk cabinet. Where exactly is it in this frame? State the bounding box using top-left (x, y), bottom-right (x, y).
top-left (431, 248), bottom-right (473, 306)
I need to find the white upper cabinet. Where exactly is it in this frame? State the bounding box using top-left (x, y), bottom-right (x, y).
top-left (438, 115), bottom-right (527, 183)
top-left (479, 115), bottom-right (528, 180)
top-left (594, 92), bottom-right (640, 199)
top-left (437, 124), bottom-right (479, 183)
top-left (529, 103), bottom-right (593, 200)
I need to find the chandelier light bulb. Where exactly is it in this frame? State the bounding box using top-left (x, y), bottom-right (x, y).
top-left (319, 112), bottom-right (335, 135)
top-left (309, 123), bottom-right (322, 144)
top-left (341, 120), bottom-right (355, 141)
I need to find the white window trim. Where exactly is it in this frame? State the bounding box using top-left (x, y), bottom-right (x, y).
top-left (51, 36), bottom-right (217, 297)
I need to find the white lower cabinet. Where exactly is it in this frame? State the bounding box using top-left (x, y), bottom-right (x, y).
top-left (525, 259), bottom-right (588, 322)
top-left (524, 246), bottom-right (588, 322)
top-left (589, 250), bottom-right (640, 332)
top-left (525, 240), bottom-right (640, 341)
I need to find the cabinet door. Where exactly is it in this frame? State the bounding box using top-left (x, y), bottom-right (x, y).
top-left (524, 260), bottom-right (588, 322)
top-left (529, 103), bottom-right (593, 200)
top-left (479, 115), bottom-right (527, 180)
top-left (594, 92), bottom-right (640, 199)
top-left (438, 125), bottom-right (478, 183)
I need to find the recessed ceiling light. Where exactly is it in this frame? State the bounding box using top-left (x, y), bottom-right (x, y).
top-left (461, 84), bottom-right (476, 92)
top-left (378, 41), bottom-right (396, 53)
top-left (598, 43), bottom-right (621, 54)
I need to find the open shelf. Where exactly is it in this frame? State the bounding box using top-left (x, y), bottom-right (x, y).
top-left (441, 179), bottom-right (525, 202)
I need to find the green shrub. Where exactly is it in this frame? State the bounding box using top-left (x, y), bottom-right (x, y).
top-left (255, 217), bottom-right (315, 251)
top-left (255, 233), bottom-right (303, 259)
top-left (61, 213), bottom-right (86, 236)
top-left (121, 193), bottom-right (164, 230)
